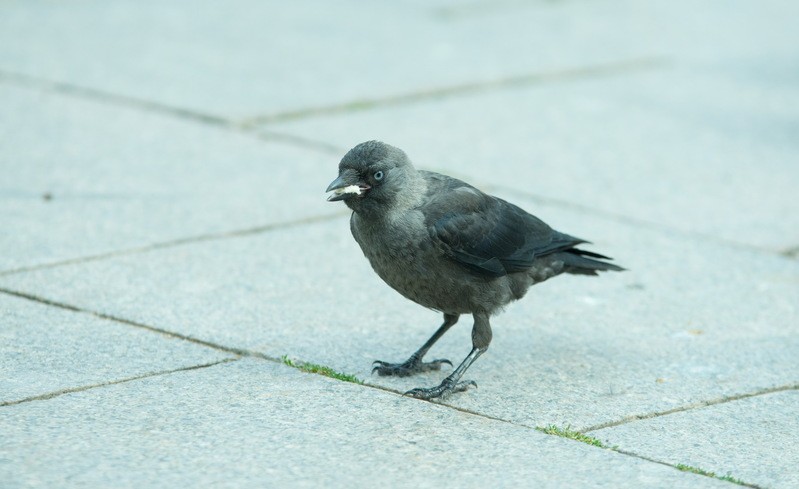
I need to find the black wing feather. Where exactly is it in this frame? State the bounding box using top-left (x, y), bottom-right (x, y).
top-left (423, 179), bottom-right (582, 277)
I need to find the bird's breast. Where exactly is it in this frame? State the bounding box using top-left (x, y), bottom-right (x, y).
top-left (350, 212), bottom-right (492, 314)
top-left (352, 213), bottom-right (445, 303)
top-left (353, 215), bottom-right (429, 274)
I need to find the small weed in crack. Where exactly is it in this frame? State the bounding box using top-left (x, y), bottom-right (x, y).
top-left (537, 426), bottom-right (753, 487)
top-left (281, 355), bottom-right (363, 384)
top-left (675, 464), bottom-right (748, 486)
top-left (536, 424), bottom-right (611, 448)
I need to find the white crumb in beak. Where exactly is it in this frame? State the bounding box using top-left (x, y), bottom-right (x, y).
top-left (334, 185), bottom-right (362, 196)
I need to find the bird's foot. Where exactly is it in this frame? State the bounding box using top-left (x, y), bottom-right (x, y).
top-left (372, 356), bottom-right (452, 377)
top-left (404, 378), bottom-right (477, 400)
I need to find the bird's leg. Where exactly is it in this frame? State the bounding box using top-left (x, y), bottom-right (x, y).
top-left (373, 313), bottom-right (459, 377)
top-left (405, 312), bottom-right (492, 400)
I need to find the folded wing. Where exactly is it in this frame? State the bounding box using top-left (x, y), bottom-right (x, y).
top-left (424, 183), bottom-right (586, 278)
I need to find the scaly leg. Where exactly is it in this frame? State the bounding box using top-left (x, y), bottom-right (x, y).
top-left (372, 313), bottom-right (459, 377)
top-left (405, 311), bottom-right (492, 400)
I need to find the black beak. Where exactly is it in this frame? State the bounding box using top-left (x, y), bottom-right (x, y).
top-left (326, 170), bottom-right (368, 202)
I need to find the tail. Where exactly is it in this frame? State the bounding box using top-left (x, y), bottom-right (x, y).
top-left (559, 248), bottom-right (625, 276)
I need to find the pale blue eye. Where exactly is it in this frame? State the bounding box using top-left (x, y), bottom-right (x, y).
top-left (374, 171), bottom-right (384, 181)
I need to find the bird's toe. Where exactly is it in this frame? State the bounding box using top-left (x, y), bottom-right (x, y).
top-left (371, 357), bottom-right (452, 377)
top-left (404, 379), bottom-right (477, 400)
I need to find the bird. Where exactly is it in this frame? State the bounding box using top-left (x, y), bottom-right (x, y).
top-left (326, 140), bottom-right (624, 400)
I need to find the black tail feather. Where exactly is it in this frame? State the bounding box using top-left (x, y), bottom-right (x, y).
top-left (560, 248), bottom-right (625, 275)
top-left (566, 248), bottom-right (614, 260)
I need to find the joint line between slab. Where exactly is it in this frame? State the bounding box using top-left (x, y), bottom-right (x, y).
top-left (0, 211), bottom-right (348, 277)
top-left (0, 70), bottom-right (340, 155)
top-left (0, 57), bottom-right (669, 134)
top-left (0, 70), bottom-right (233, 126)
top-left (0, 287), bottom-right (775, 487)
top-left (0, 287), bottom-right (281, 361)
top-left (609, 447), bottom-right (763, 488)
top-left (780, 245), bottom-right (799, 259)
top-left (358, 374), bottom-right (763, 487)
top-left (581, 382), bottom-right (799, 433)
top-left (494, 184), bottom-right (793, 258)
top-left (0, 358), bottom-right (239, 407)
top-left (239, 56), bottom-right (669, 126)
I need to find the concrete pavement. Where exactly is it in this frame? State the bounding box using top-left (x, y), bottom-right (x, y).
top-left (2, 1), bottom-right (798, 487)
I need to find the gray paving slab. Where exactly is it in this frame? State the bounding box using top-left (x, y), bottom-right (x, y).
top-left (0, 0), bottom-right (644, 118)
top-left (594, 390), bottom-right (799, 488)
top-left (0, 1), bottom-right (793, 486)
top-left (2, 194), bottom-right (796, 430)
top-left (4, 1), bottom-right (795, 119)
top-left (0, 293), bottom-right (232, 404)
top-left (0, 84), bottom-right (337, 272)
top-left (0, 357), bottom-right (731, 488)
top-left (267, 61), bottom-right (799, 252)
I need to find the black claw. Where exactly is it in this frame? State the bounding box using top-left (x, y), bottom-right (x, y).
top-left (371, 357), bottom-right (452, 377)
top-left (404, 379), bottom-right (477, 400)
top-left (454, 380), bottom-right (477, 392)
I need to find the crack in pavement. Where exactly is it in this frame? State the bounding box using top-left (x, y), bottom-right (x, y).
top-left (608, 448), bottom-right (763, 488)
top-left (2, 176), bottom-right (788, 280)
top-left (0, 70), bottom-right (233, 127)
top-left (0, 287), bottom-right (776, 486)
top-left (780, 245), bottom-right (799, 259)
top-left (495, 184), bottom-right (799, 260)
top-left (4, 171), bottom-right (786, 280)
top-left (0, 358), bottom-right (239, 407)
top-left (0, 70), bottom-right (337, 155)
top-left (0, 287), bottom-right (280, 362)
top-left (254, 131), bottom-right (345, 155)
top-left (580, 382), bottom-right (799, 433)
top-left (239, 57), bottom-right (670, 127)
top-left (0, 211), bottom-right (348, 277)
top-left (0, 346), bottom-right (764, 487)
top-left (4, 283), bottom-right (795, 438)
top-left (0, 56), bottom-right (669, 136)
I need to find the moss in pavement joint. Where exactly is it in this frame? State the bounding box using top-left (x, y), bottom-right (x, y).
top-left (281, 355), bottom-right (364, 384)
top-left (675, 463), bottom-right (748, 486)
top-left (535, 424), bottom-right (608, 448)
top-left (537, 426), bottom-right (752, 487)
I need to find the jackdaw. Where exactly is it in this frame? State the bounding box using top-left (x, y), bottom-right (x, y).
top-left (326, 141), bottom-right (623, 400)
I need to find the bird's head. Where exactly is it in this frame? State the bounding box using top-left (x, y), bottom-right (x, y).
top-left (326, 141), bottom-right (417, 215)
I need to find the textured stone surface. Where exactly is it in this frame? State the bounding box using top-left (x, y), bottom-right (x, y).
top-left (3, 195), bottom-right (796, 430)
top-left (0, 85), bottom-right (339, 272)
top-left (594, 390), bottom-right (799, 488)
top-left (5, 1), bottom-right (796, 120)
top-left (0, 358), bottom-right (729, 488)
top-left (0, 0), bottom-right (672, 118)
top-left (0, 293), bottom-right (232, 404)
top-left (2, 0), bottom-right (797, 486)
top-left (267, 62), bottom-right (799, 251)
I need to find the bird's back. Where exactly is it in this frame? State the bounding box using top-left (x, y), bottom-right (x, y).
top-left (350, 169), bottom-right (621, 314)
